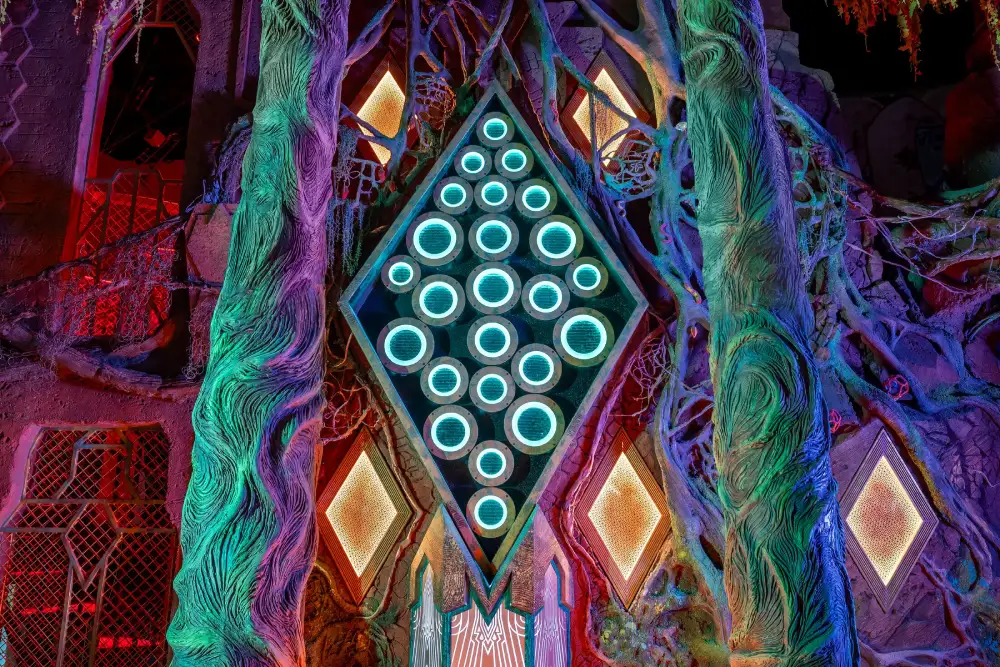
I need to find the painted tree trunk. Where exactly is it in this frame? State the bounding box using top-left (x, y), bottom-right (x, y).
top-left (676, 0), bottom-right (859, 663)
top-left (168, 2), bottom-right (349, 665)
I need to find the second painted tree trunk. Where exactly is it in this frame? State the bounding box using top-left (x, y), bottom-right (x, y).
top-left (168, 1), bottom-right (349, 664)
top-left (677, 0), bottom-right (860, 663)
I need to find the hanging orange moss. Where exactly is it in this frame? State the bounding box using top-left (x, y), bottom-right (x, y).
top-left (831, 0), bottom-right (1000, 69)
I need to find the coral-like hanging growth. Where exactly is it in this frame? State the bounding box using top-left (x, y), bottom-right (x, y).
top-left (832, 0), bottom-right (1000, 69)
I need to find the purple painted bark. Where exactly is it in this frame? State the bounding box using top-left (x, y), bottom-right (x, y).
top-left (168, 1), bottom-right (350, 665)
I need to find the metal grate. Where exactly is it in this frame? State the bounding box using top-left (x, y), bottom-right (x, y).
top-left (0, 427), bottom-right (177, 666)
top-left (67, 170), bottom-right (180, 341)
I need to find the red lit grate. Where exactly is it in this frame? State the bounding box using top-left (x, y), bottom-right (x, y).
top-left (0, 427), bottom-right (177, 666)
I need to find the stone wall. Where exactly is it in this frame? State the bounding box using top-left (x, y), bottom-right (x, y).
top-left (0, 0), bottom-right (92, 284)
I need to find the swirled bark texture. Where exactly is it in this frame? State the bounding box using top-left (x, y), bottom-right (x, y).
top-left (167, 2), bottom-right (348, 665)
top-left (677, 0), bottom-right (859, 664)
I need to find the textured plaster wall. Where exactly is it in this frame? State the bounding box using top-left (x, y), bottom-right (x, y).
top-left (0, 362), bottom-right (196, 528)
top-left (0, 0), bottom-right (92, 284)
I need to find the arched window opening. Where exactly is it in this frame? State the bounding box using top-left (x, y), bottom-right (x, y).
top-left (64, 0), bottom-right (199, 339)
top-left (0, 426), bottom-right (177, 666)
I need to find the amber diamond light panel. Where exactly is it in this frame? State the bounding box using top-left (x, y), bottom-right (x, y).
top-left (841, 429), bottom-right (937, 611)
top-left (341, 84), bottom-right (646, 574)
top-left (317, 429), bottom-right (411, 603)
top-left (578, 430), bottom-right (669, 607)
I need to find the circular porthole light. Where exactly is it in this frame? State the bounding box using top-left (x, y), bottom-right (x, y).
top-left (474, 176), bottom-right (514, 213)
top-left (504, 395), bottom-right (564, 454)
top-left (553, 308), bottom-right (615, 367)
top-left (467, 316), bottom-right (518, 365)
top-left (512, 344), bottom-right (562, 393)
top-left (516, 180), bottom-right (557, 218)
top-left (566, 257), bottom-right (609, 298)
top-left (467, 488), bottom-right (515, 537)
top-left (477, 112), bottom-right (514, 147)
top-left (469, 367), bottom-right (515, 412)
top-left (469, 441), bottom-right (514, 486)
top-left (420, 357), bottom-right (469, 404)
top-left (407, 213), bottom-right (463, 266)
top-left (377, 318), bottom-right (434, 374)
top-left (529, 216), bottom-right (582, 266)
top-left (433, 177), bottom-right (473, 214)
top-left (423, 406), bottom-right (478, 460)
top-left (455, 146), bottom-right (490, 180)
top-left (467, 263), bottom-right (521, 314)
top-left (380, 255), bottom-right (420, 293)
top-left (469, 215), bottom-right (518, 261)
top-left (495, 143), bottom-right (534, 180)
top-left (521, 275), bottom-right (569, 321)
top-left (475, 494), bottom-right (508, 528)
top-left (412, 275), bottom-right (465, 325)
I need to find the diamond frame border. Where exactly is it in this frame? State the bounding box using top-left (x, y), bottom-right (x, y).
top-left (577, 428), bottom-right (669, 608)
top-left (840, 428), bottom-right (938, 612)
top-left (340, 82), bottom-right (648, 577)
top-left (316, 427), bottom-right (412, 605)
top-left (560, 51), bottom-right (651, 160)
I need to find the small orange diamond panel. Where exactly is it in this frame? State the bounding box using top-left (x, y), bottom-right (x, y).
top-left (840, 430), bottom-right (937, 611)
top-left (578, 430), bottom-right (669, 608)
top-left (350, 57), bottom-right (406, 165)
top-left (317, 429), bottom-right (411, 603)
top-left (562, 52), bottom-right (649, 162)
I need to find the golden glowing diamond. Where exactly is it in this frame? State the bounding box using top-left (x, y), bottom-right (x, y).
top-left (588, 452), bottom-right (660, 579)
top-left (571, 68), bottom-right (637, 160)
top-left (357, 68), bottom-right (405, 165)
top-left (326, 450), bottom-right (399, 575)
top-left (579, 431), bottom-right (669, 607)
top-left (317, 429), bottom-right (411, 603)
top-left (841, 430), bottom-right (937, 611)
top-left (846, 456), bottom-right (923, 585)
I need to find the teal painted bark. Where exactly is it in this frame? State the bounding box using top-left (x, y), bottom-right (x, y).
top-left (167, 1), bottom-right (349, 664)
top-left (677, 0), bottom-right (859, 663)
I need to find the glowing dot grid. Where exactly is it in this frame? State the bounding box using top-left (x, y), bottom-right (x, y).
top-left (343, 87), bottom-right (646, 571)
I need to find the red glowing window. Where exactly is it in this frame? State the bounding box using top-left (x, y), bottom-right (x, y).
top-left (0, 426), bottom-right (177, 666)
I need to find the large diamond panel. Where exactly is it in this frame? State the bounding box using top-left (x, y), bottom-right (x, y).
top-left (317, 429), bottom-right (411, 603)
top-left (578, 429), bottom-right (669, 607)
top-left (342, 84), bottom-right (646, 577)
top-left (841, 429), bottom-right (938, 611)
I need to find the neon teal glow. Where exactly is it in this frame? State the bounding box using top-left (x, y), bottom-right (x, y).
top-left (388, 261), bottom-right (413, 286)
top-left (477, 373), bottom-right (508, 405)
top-left (476, 222), bottom-right (512, 254)
top-left (429, 364), bottom-right (460, 397)
top-left (476, 448), bottom-right (507, 479)
top-left (522, 185), bottom-right (551, 212)
top-left (484, 118), bottom-right (508, 140)
top-left (518, 351), bottom-right (554, 386)
top-left (573, 264), bottom-right (601, 290)
top-left (482, 181), bottom-right (509, 206)
top-left (419, 281), bottom-right (459, 318)
top-left (431, 413), bottom-right (471, 452)
top-left (414, 219), bottom-right (457, 259)
top-left (538, 221), bottom-right (576, 259)
top-left (474, 495), bottom-right (508, 529)
top-left (474, 323), bottom-right (511, 358)
top-left (473, 269), bottom-right (514, 308)
top-left (461, 152), bottom-right (486, 174)
top-left (502, 149), bottom-right (526, 172)
top-left (561, 314), bottom-right (608, 360)
top-left (512, 401), bottom-right (557, 447)
top-left (529, 281), bottom-right (562, 313)
top-left (384, 324), bottom-right (427, 366)
top-left (439, 183), bottom-right (467, 209)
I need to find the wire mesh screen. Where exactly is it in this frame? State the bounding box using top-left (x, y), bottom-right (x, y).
top-left (0, 427), bottom-right (177, 666)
